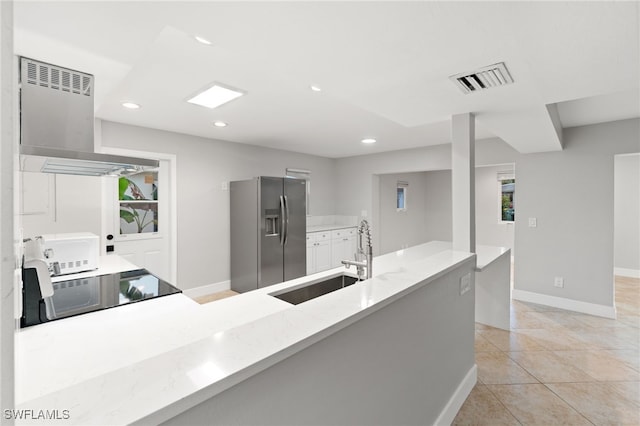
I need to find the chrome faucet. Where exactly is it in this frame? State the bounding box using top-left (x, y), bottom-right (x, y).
top-left (341, 219), bottom-right (373, 280)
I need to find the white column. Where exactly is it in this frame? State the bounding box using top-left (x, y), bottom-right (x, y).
top-left (451, 113), bottom-right (476, 253)
top-left (0, 1), bottom-right (15, 424)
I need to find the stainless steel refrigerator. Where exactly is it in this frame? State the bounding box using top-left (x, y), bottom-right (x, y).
top-left (230, 177), bottom-right (306, 293)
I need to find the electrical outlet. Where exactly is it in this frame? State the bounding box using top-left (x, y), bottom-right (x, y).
top-left (528, 217), bottom-right (537, 228)
top-left (460, 273), bottom-right (471, 295)
top-left (221, 181), bottom-right (228, 191)
top-left (554, 276), bottom-right (564, 288)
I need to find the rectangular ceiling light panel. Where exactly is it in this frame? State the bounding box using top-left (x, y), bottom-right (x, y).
top-left (449, 62), bottom-right (513, 95)
top-left (187, 84), bottom-right (244, 109)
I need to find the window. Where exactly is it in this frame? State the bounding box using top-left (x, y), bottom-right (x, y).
top-left (500, 178), bottom-right (515, 222)
top-left (397, 181), bottom-right (408, 211)
top-left (118, 172), bottom-right (159, 234)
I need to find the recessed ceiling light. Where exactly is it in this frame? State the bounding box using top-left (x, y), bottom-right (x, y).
top-left (187, 84), bottom-right (244, 109)
top-left (361, 138), bottom-right (376, 144)
top-left (310, 85), bottom-right (322, 92)
top-left (122, 102), bottom-right (140, 109)
top-left (194, 35), bottom-right (212, 45)
top-left (213, 121), bottom-right (227, 127)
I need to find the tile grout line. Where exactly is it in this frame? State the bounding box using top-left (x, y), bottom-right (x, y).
top-left (493, 339), bottom-right (600, 425)
top-left (542, 382), bottom-right (597, 426)
top-left (480, 308), bottom-right (538, 424)
top-left (505, 352), bottom-right (547, 385)
top-left (479, 383), bottom-right (524, 426)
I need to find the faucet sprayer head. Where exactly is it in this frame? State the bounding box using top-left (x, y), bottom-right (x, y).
top-left (357, 219), bottom-right (372, 250)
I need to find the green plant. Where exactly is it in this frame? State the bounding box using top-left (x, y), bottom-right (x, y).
top-left (119, 177), bottom-right (146, 201)
top-left (119, 177), bottom-right (157, 233)
top-left (502, 194), bottom-right (511, 211)
top-left (120, 204), bottom-right (157, 234)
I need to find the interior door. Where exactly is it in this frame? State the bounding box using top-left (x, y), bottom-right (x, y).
top-left (283, 178), bottom-right (307, 281)
top-left (105, 160), bottom-right (172, 281)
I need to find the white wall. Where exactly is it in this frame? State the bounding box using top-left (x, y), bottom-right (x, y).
top-left (335, 137), bottom-right (520, 220)
top-left (0, 0), bottom-right (16, 416)
top-left (377, 172), bottom-right (428, 254)
top-left (335, 144), bottom-right (452, 224)
top-left (424, 170), bottom-right (453, 242)
top-left (377, 167), bottom-right (513, 255)
top-left (20, 173), bottom-right (102, 238)
top-left (614, 154), bottom-right (640, 276)
top-left (336, 119), bottom-right (640, 313)
top-left (514, 119), bottom-right (639, 309)
top-left (337, 144), bottom-right (452, 255)
top-left (337, 138), bottom-right (518, 255)
top-left (100, 121), bottom-right (336, 290)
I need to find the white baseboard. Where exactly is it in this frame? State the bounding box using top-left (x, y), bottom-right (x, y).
top-left (614, 268), bottom-right (640, 279)
top-left (182, 280), bottom-right (230, 299)
top-left (512, 289), bottom-right (616, 319)
top-left (434, 364), bottom-right (477, 426)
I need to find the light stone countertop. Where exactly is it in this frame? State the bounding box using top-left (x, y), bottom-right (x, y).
top-left (403, 241), bottom-right (509, 271)
top-left (15, 241), bottom-right (475, 425)
top-left (475, 245), bottom-right (511, 271)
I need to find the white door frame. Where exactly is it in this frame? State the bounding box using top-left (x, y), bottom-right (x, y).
top-left (96, 141), bottom-right (178, 283)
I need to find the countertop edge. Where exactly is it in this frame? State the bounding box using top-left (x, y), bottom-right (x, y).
top-left (475, 247), bottom-right (511, 271)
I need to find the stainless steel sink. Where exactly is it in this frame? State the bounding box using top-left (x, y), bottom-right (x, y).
top-left (271, 274), bottom-right (359, 305)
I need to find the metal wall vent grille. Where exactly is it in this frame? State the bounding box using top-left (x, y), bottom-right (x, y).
top-left (449, 62), bottom-right (513, 94)
top-left (23, 59), bottom-right (92, 97)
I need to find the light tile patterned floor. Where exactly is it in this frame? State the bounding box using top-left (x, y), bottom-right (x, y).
top-left (453, 276), bottom-right (640, 425)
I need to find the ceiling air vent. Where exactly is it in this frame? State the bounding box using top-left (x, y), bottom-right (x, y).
top-left (449, 62), bottom-right (513, 94)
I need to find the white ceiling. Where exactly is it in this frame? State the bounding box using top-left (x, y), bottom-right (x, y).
top-left (13, 1), bottom-right (640, 158)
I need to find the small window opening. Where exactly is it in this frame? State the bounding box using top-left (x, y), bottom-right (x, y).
top-left (397, 181), bottom-right (408, 211)
top-left (500, 177), bottom-right (515, 222)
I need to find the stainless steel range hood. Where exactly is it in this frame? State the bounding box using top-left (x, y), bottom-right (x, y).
top-left (19, 57), bottom-right (159, 176)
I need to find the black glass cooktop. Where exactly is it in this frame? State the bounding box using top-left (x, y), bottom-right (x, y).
top-left (21, 268), bottom-right (182, 328)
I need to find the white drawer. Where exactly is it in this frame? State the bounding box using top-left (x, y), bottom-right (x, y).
top-left (331, 229), bottom-right (345, 239)
top-left (332, 227), bottom-right (357, 239)
top-left (307, 231), bottom-right (330, 242)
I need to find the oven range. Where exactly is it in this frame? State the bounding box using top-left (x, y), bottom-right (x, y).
top-left (21, 268), bottom-right (182, 328)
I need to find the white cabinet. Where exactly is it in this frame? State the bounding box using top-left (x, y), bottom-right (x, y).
top-left (306, 232), bottom-right (331, 275)
top-left (307, 227), bottom-right (357, 274)
top-left (306, 238), bottom-right (314, 274)
top-left (315, 239), bottom-right (331, 272)
top-left (330, 228), bottom-right (357, 268)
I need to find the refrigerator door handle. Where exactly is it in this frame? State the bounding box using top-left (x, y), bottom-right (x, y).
top-left (279, 195), bottom-right (286, 246)
top-left (283, 195), bottom-right (290, 245)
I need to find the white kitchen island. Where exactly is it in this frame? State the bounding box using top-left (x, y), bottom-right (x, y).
top-left (15, 242), bottom-right (476, 426)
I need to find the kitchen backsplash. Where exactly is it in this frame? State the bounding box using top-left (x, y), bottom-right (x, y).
top-left (306, 215), bottom-right (358, 228)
